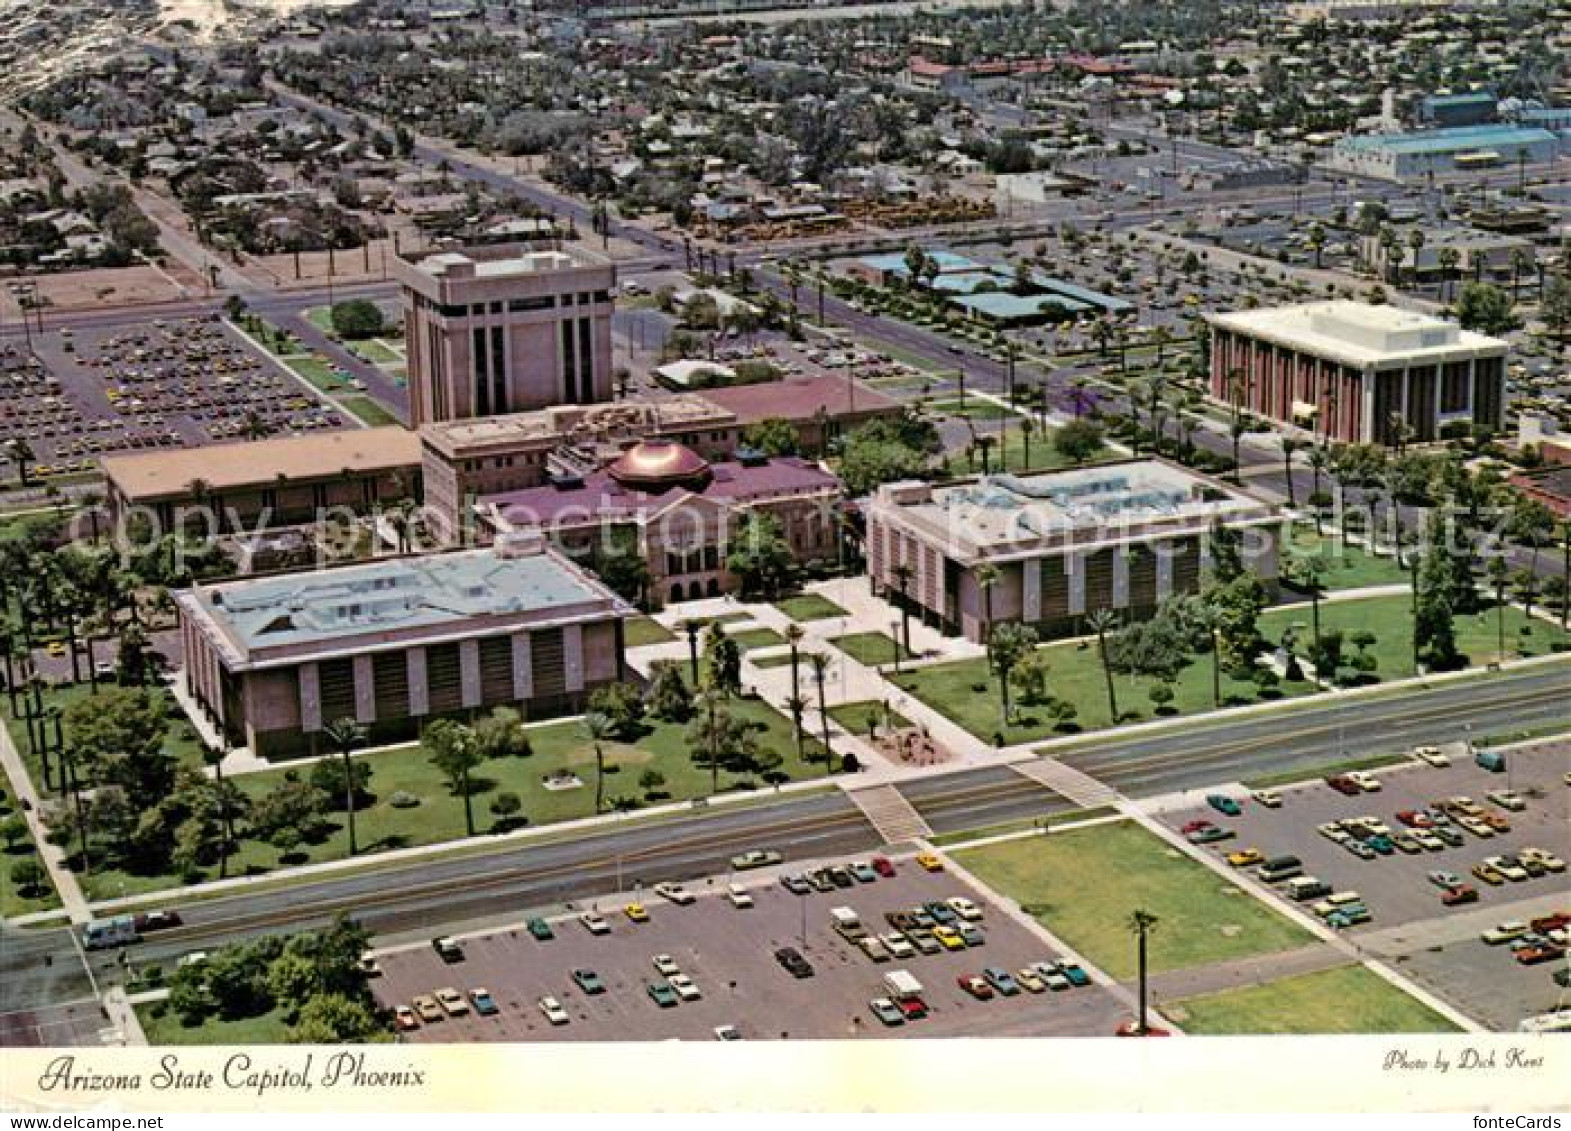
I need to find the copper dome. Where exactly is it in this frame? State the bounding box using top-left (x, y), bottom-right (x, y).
top-left (608, 440), bottom-right (711, 489)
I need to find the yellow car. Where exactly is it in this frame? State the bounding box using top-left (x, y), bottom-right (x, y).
top-left (46, 641), bottom-right (66, 658)
top-left (915, 852), bottom-right (944, 873)
top-left (1471, 861), bottom-right (1505, 886)
top-left (623, 902), bottom-right (649, 923)
top-left (1226, 848), bottom-right (1263, 868)
top-left (933, 925), bottom-right (965, 951)
top-left (412, 995), bottom-right (443, 1023)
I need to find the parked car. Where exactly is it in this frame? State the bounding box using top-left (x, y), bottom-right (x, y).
top-left (1188, 825), bottom-right (1235, 845)
top-left (1226, 848), bottom-right (1263, 868)
top-left (1521, 847), bottom-right (1566, 873)
top-left (1345, 840), bottom-right (1377, 860)
top-left (526, 917), bottom-right (554, 941)
top-left (538, 996), bottom-right (570, 1025)
top-left (469, 988), bottom-right (499, 1016)
top-left (1473, 862), bottom-right (1506, 886)
top-left (881, 932), bottom-right (915, 959)
top-left (1016, 968), bottom-right (1047, 993)
top-left (946, 897), bottom-right (984, 922)
top-left (1485, 790), bottom-right (1526, 812)
top-left (869, 998), bottom-right (905, 1026)
top-left (432, 937), bottom-right (464, 963)
top-left (933, 926), bottom-right (965, 951)
top-left (647, 981), bottom-right (679, 1008)
top-left (1428, 870), bottom-right (1465, 890)
top-left (1483, 855), bottom-right (1529, 882)
top-left (1059, 963), bottom-right (1091, 987)
top-left (1441, 885), bottom-right (1479, 906)
top-left (956, 922), bottom-right (985, 947)
top-left (849, 861), bottom-right (879, 883)
top-left (1250, 789), bottom-right (1282, 808)
top-left (1326, 775), bottom-right (1361, 796)
top-left (1396, 810), bottom-right (1433, 829)
top-left (1029, 962), bottom-right (1070, 991)
top-left (652, 954), bottom-right (681, 976)
top-left (982, 967), bottom-right (1021, 996)
top-left (394, 1005), bottom-right (419, 1031)
top-left (871, 856), bottom-right (896, 878)
top-left (435, 988), bottom-right (468, 1017)
top-left (1515, 944), bottom-right (1566, 966)
top-left (1318, 822), bottom-right (1352, 844)
top-left (957, 975), bottom-right (994, 1000)
top-left (1481, 921), bottom-right (1528, 945)
top-left (653, 882), bottom-right (695, 905)
top-left (580, 911), bottom-right (611, 935)
top-left (412, 995), bottom-right (443, 1023)
top-left (1412, 745), bottom-right (1449, 767)
top-left (915, 852), bottom-right (944, 872)
top-left (1207, 794), bottom-right (1242, 816)
top-left (726, 884), bottom-right (755, 909)
top-left (669, 973), bottom-right (702, 1002)
top-left (624, 902), bottom-right (650, 923)
top-left (780, 874), bottom-right (811, 895)
top-left (571, 969), bottom-right (605, 994)
top-left (713, 1025), bottom-right (742, 1040)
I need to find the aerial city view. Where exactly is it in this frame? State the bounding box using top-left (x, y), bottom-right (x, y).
top-left (0, 0), bottom-right (1568, 1080)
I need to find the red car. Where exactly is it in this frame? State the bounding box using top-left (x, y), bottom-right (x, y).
top-left (1326, 775), bottom-right (1361, 796)
top-left (895, 996), bottom-right (928, 1020)
top-left (871, 856), bottom-right (896, 879)
top-left (958, 975), bottom-right (994, 1000)
top-left (1530, 912), bottom-right (1570, 934)
top-left (1396, 810), bottom-right (1433, 829)
top-left (1180, 819), bottom-right (1215, 835)
top-left (1515, 944), bottom-right (1566, 966)
top-left (393, 1005), bottom-right (419, 1032)
top-left (1441, 885), bottom-right (1479, 906)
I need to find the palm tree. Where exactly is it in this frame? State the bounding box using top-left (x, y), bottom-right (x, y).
top-left (1509, 246), bottom-right (1532, 302)
top-left (890, 563), bottom-right (914, 661)
top-left (6, 438), bottom-right (35, 487)
top-left (1019, 415), bottom-right (1034, 471)
top-left (1280, 436), bottom-right (1299, 508)
top-left (1486, 556), bottom-right (1511, 660)
top-left (808, 652), bottom-right (832, 773)
top-left (682, 619), bottom-right (701, 685)
top-left (1128, 908), bottom-right (1160, 1035)
top-left (1436, 246), bottom-right (1460, 303)
top-left (584, 710), bottom-right (613, 814)
top-left (1086, 608), bottom-right (1120, 723)
top-left (1559, 520), bottom-right (1571, 632)
top-left (785, 623), bottom-right (806, 759)
top-left (322, 717), bottom-right (366, 856)
top-left (1306, 446), bottom-right (1331, 534)
top-left (975, 563), bottom-right (999, 657)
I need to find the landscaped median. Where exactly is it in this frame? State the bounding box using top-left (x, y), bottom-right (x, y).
top-left (1, 763), bottom-right (62, 919)
top-left (952, 821), bottom-right (1315, 981)
top-left (1166, 964), bottom-right (1460, 1035)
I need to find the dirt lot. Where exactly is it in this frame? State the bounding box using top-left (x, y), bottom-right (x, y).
top-left (370, 853), bottom-right (1127, 1042)
top-left (1160, 742), bottom-right (1570, 1031)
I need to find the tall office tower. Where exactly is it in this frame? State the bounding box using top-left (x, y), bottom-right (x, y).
top-left (396, 242), bottom-right (616, 427)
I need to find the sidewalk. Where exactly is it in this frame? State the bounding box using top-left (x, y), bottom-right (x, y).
top-left (0, 714), bottom-right (91, 924)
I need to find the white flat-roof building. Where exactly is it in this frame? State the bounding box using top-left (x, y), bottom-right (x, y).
top-left (865, 460), bottom-right (1282, 642)
top-left (1207, 301), bottom-right (1509, 445)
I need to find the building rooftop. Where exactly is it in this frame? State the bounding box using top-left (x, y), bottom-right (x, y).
top-left (1338, 124), bottom-right (1556, 155)
top-left (874, 460), bottom-right (1276, 561)
top-left (1207, 301), bottom-right (1507, 366)
top-left (421, 397), bottom-right (734, 456)
top-left (104, 428), bottom-right (422, 500)
top-left (699, 373), bottom-right (900, 424)
top-left (185, 542), bottom-right (622, 655)
top-left (951, 292), bottom-right (1091, 321)
top-left (488, 455), bottom-right (839, 528)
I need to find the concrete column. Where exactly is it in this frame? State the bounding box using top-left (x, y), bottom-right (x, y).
top-left (299, 662), bottom-right (321, 732)
top-left (459, 639), bottom-right (482, 708)
top-left (1156, 541), bottom-right (1175, 600)
top-left (1021, 560), bottom-right (1041, 622)
top-left (564, 623), bottom-right (585, 692)
top-left (1067, 552), bottom-right (1087, 616)
top-left (407, 647), bottom-right (429, 717)
top-left (512, 632), bottom-right (534, 700)
top-left (352, 655), bottom-right (375, 724)
top-left (1112, 545), bottom-right (1130, 608)
top-left (1361, 372), bottom-right (1376, 444)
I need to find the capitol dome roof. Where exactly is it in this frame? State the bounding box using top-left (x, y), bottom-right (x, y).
top-left (607, 440), bottom-right (711, 489)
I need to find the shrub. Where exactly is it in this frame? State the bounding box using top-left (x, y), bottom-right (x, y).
top-left (388, 791), bottom-right (421, 809)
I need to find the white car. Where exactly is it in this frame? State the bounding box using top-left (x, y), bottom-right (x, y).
top-left (538, 996), bottom-right (570, 1025)
top-left (579, 911), bottom-right (611, 935)
top-left (652, 954), bottom-right (681, 977)
top-left (880, 932), bottom-right (915, 959)
top-left (668, 973), bottom-right (702, 1002)
top-left (713, 1025), bottom-right (742, 1041)
top-left (1484, 790), bottom-right (1526, 812)
top-left (1250, 789), bottom-right (1283, 808)
top-left (1483, 855), bottom-right (1529, 882)
top-left (1346, 771), bottom-right (1382, 792)
top-left (1317, 822), bottom-right (1351, 844)
top-left (727, 884), bottom-right (755, 909)
top-left (1481, 921), bottom-right (1528, 945)
top-left (1520, 846), bottom-right (1566, 873)
top-left (946, 896), bottom-right (984, 922)
top-left (653, 882), bottom-right (695, 905)
top-left (1412, 745), bottom-right (1450, 767)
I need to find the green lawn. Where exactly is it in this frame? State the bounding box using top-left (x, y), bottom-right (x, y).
top-left (1169, 964), bottom-right (1460, 1035)
top-left (774, 594), bottom-right (847, 622)
top-left (1, 765), bottom-right (62, 918)
top-left (928, 397), bottom-right (1013, 421)
top-left (955, 822), bottom-right (1314, 980)
top-left (80, 698), bottom-right (831, 900)
top-left (303, 306), bottom-right (336, 335)
top-left (340, 396), bottom-right (400, 427)
top-left (284, 356), bottom-right (347, 393)
top-left (1284, 526), bottom-right (1411, 590)
top-left (1260, 593), bottom-right (1571, 684)
top-left (349, 338), bottom-right (403, 365)
top-left (940, 427), bottom-right (1102, 478)
top-left (830, 632), bottom-right (914, 667)
top-left (624, 617), bottom-right (675, 647)
top-left (2, 682), bottom-right (209, 791)
top-left (748, 651), bottom-right (804, 669)
top-left (826, 700), bottom-right (913, 736)
top-left (729, 627), bottom-right (785, 651)
top-left (136, 1001), bottom-right (292, 1045)
top-left (892, 635), bottom-right (1314, 745)
top-left (929, 806), bottom-right (1118, 847)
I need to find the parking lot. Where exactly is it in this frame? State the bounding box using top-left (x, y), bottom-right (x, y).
top-left (370, 853), bottom-right (1128, 1042)
top-left (0, 316), bottom-right (347, 480)
top-left (1161, 743), bottom-right (1569, 1031)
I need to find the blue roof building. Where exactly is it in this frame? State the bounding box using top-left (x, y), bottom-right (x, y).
top-left (1330, 124), bottom-right (1561, 180)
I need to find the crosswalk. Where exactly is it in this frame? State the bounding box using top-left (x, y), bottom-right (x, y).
top-left (844, 783), bottom-right (934, 845)
top-left (1011, 757), bottom-right (1124, 811)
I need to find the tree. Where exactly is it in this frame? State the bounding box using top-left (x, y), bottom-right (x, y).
top-left (1207, 574), bottom-right (1268, 676)
top-left (7, 438), bottom-right (36, 487)
top-left (586, 682), bottom-right (645, 740)
top-left (250, 779), bottom-right (328, 848)
top-left (1454, 282), bottom-right (1517, 335)
top-left (582, 711), bottom-right (613, 815)
top-left (64, 687), bottom-right (171, 811)
top-left (646, 661), bottom-right (692, 723)
top-left (329, 299), bottom-right (384, 339)
top-left (320, 717), bottom-right (366, 857)
top-left (975, 563), bottom-right (999, 657)
top-left (808, 651), bottom-right (833, 771)
top-left (1280, 436), bottom-right (1300, 508)
top-left (1085, 609), bottom-right (1121, 723)
top-left (785, 624), bottom-right (806, 759)
top-left (702, 622), bottom-right (742, 697)
top-left (986, 622), bottom-right (1037, 727)
top-left (1128, 909), bottom-right (1160, 1035)
top-left (595, 526), bottom-right (649, 607)
top-left (424, 720), bottom-right (483, 837)
top-left (286, 994), bottom-right (384, 1044)
top-left (9, 858), bottom-right (46, 897)
top-left (685, 693), bottom-right (756, 794)
top-left (727, 512), bottom-right (795, 600)
top-left (473, 706), bottom-right (529, 759)
top-left (637, 769), bottom-right (666, 800)
top-left (890, 562), bottom-right (915, 663)
top-left (836, 414), bottom-right (937, 494)
top-left (0, 814), bottom-right (27, 851)
top-left (742, 418), bottom-right (801, 457)
top-left (1542, 273), bottom-right (1571, 339)
top-left (489, 791), bottom-right (522, 830)
top-left (1485, 555), bottom-right (1511, 660)
top-left (1053, 418), bottom-right (1104, 466)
